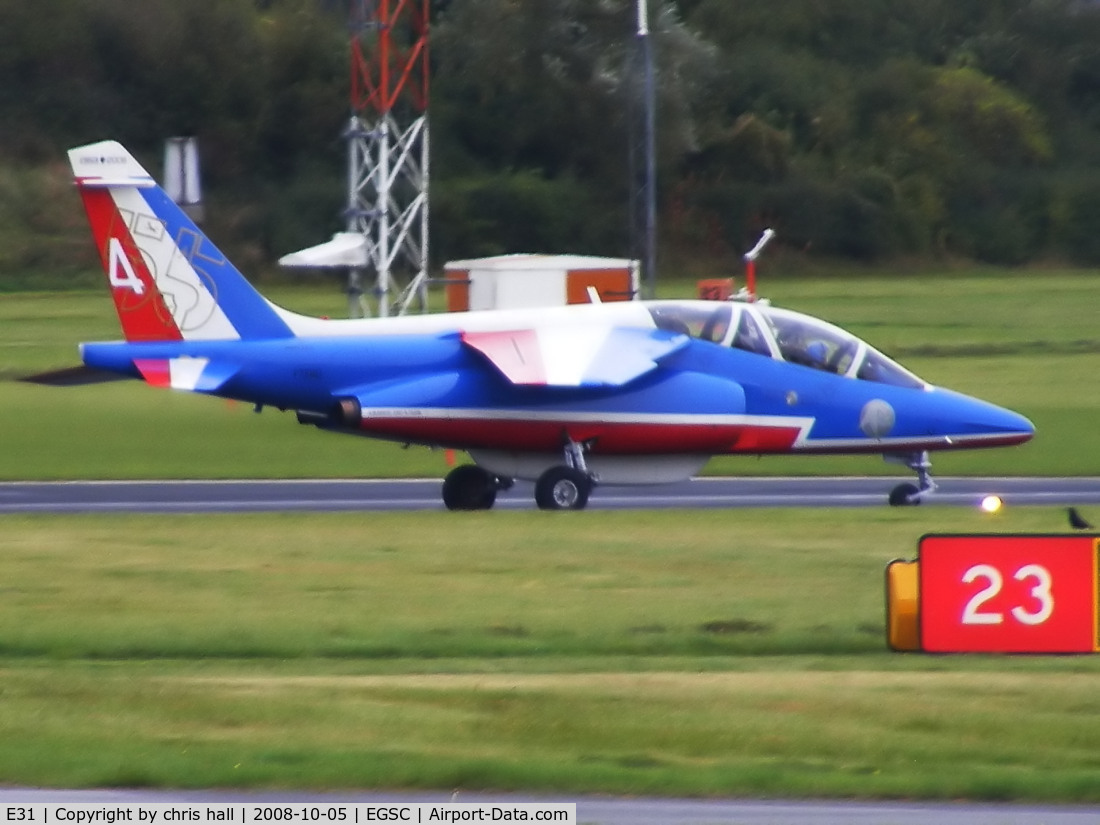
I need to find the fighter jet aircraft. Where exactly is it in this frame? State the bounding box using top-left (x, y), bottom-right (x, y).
top-left (39, 140), bottom-right (1033, 510)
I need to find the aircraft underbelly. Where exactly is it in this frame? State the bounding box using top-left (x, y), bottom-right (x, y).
top-left (470, 450), bottom-right (710, 485)
top-left (355, 409), bottom-right (807, 454)
top-left (309, 345), bottom-right (1027, 458)
top-left (350, 369), bottom-right (771, 453)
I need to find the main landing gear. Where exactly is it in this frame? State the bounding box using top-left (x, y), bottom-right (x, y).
top-left (535, 436), bottom-right (596, 511)
top-left (886, 450), bottom-right (938, 506)
top-left (441, 465), bottom-right (512, 511)
top-left (441, 437), bottom-right (598, 511)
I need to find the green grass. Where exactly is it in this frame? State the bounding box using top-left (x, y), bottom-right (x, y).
top-left (3, 269), bottom-right (1100, 800)
top-left (0, 508), bottom-right (904, 660)
top-left (2, 268), bottom-right (1100, 479)
top-left (8, 663), bottom-right (1100, 797)
top-left (1, 507), bottom-right (1100, 799)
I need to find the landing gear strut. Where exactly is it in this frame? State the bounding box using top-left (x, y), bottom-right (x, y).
top-left (442, 465), bottom-right (511, 511)
top-left (535, 436), bottom-right (597, 511)
top-left (886, 451), bottom-right (937, 506)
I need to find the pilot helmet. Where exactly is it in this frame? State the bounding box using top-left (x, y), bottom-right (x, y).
top-left (806, 340), bottom-right (827, 365)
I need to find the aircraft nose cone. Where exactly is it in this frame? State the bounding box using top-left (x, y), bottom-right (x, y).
top-left (934, 388), bottom-right (1034, 447)
top-left (984, 406), bottom-right (1034, 446)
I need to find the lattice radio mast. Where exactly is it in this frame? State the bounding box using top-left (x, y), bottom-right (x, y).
top-left (347, 0), bottom-right (430, 316)
top-left (283, 1), bottom-right (430, 316)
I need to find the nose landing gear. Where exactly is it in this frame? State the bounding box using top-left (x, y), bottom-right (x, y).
top-left (886, 451), bottom-right (937, 506)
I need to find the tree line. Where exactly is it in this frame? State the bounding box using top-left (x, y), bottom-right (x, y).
top-left (3, 0), bottom-right (1100, 285)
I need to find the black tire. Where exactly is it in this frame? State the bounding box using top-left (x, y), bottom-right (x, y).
top-left (535, 466), bottom-right (591, 511)
top-left (442, 465), bottom-right (497, 511)
top-left (888, 482), bottom-right (921, 507)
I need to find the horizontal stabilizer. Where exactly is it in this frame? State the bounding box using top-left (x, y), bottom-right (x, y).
top-left (133, 357), bottom-right (238, 393)
top-left (20, 365), bottom-right (129, 386)
top-left (462, 326), bottom-right (688, 387)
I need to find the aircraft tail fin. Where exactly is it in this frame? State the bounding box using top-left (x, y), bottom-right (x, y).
top-left (68, 141), bottom-right (293, 343)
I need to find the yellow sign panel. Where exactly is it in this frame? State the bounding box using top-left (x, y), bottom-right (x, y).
top-left (885, 559), bottom-right (920, 652)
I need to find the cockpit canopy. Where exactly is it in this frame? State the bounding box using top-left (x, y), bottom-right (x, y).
top-left (647, 301), bottom-right (925, 390)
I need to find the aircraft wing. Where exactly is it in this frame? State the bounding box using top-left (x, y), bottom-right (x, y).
top-left (461, 326), bottom-right (689, 388)
top-left (22, 358), bottom-right (239, 393)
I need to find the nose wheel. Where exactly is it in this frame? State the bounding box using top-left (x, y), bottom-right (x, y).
top-left (887, 451), bottom-right (937, 506)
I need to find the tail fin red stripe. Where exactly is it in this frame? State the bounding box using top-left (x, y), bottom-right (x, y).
top-left (69, 140), bottom-right (293, 343)
top-left (79, 188), bottom-right (183, 342)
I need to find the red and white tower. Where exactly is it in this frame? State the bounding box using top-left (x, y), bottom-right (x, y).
top-left (281, 0), bottom-right (430, 317)
top-left (348, 0), bottom-right (430, 316)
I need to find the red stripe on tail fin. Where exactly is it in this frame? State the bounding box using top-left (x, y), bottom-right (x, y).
top-left (79, 188), bottom-right (183, 342)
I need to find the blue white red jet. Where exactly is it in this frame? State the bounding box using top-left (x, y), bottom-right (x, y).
top-left (39, 140), bottom-right (1034, 510)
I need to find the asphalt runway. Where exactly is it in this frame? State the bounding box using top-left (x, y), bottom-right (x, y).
top-left (3, 476), bottom-right (1100, 514)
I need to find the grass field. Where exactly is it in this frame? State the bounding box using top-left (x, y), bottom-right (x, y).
top-left (2, 507), bottom-right (1100, 800)
top-left (1, 268), bottom-right (1099, 479)
top-left (2, 268), bottom-right (1100, 800)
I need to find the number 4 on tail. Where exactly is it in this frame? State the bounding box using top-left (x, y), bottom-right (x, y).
top-left (108, 236), bottom-right (146, 295)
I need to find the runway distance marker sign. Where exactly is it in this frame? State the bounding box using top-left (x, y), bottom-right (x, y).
top-left (886, 534), bottom-right (1100, 653)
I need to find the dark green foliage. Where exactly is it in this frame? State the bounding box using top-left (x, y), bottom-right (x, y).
top-left (0, 163), bottom-right (101, 287)
top-left (1055, 174), bottom-right (1100, 264)
top-left (4, 0), bottom-right (1100, 278)
top-left (679, 2), bottom-right (1072, 263)
top-left (433, 171), bottom-right (624, 260)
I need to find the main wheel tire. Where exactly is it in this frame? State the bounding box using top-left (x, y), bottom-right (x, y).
top-left (534, 466), bottom-right (591, 511)
top-left (442, 465), bottom-right (497, 511)
top-left (888, 482), bottom-right (921, 507)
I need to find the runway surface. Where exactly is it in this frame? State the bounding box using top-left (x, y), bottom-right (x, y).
top-left (2, 475), bottom-right (1100, 513)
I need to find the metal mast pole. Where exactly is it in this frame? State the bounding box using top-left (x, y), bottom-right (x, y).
top-left (637, 0), bottom-right (657, 299)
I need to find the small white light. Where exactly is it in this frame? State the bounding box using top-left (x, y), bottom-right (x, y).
top-left (980, 495), bottom-right (1003, 514)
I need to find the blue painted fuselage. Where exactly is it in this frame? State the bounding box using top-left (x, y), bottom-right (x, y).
top-left (81, 330), bottom-right (1033, 458)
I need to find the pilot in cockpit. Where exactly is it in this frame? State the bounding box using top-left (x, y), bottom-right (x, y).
top-left (804, 340), bottom-right (829, 370)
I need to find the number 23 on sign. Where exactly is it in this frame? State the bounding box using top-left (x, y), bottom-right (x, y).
top-left (919, 534), bottom-right (1099, 653)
